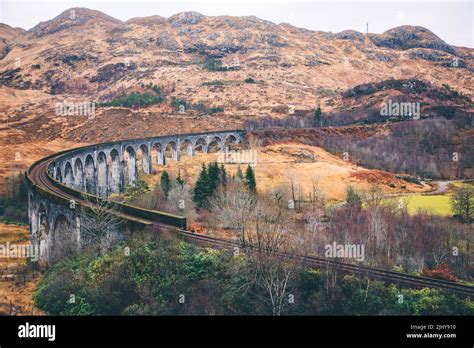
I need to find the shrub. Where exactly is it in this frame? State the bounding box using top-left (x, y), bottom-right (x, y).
top-left (421, 263), bottom-right (458, 282)
top-left (203, 58), bottom-right (227, 71)
top-left (244, 77), bottom-right (255, 84)
top-left (124, 180), bottom-right (149, 198)
top-left (160, 170), bottom-right (171, 198)
top-left (202, 80), bottom-right (224, 86)
top-left (345, 186), bottom-right (362, 207)
top-left (203, 58), bottom-right (239, 72)
top-left (99, 92), bottom-right (165, 108)
top-left (208, 107), bottom-right (224, 114)
top-left (0, 173), bottom-right (28, 224)
top-left (171, 96), bottom-right (187, 110)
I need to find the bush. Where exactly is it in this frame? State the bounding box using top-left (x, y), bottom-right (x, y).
top-left (422, 264), bottom-right (458, 282)
top-left (99, 92), bottom-right (165, 108)
top-left (202, 80), bottom-right (224, 86)
top-left (124, 180), bottom-right (149, 198)
top-left (34, 250), bottom-right (139, 315)
top-left (171, 96), bottom-right (223, 114)
top-left (203, 58), bottom-right (239, 72)
top-left (396, 175), bottom-right (422, 185)
top-left (244, 77), bottom-right (255, 84)
top-left (208, 107), bottom-right (224, 114)
top-left (171, 96), bottom-right (187, 110)
top-left (345, 186), bottom-right (362, 207)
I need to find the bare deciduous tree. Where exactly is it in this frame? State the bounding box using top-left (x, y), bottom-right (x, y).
top-left (208, 181), bottom-right (256, 236)
top-left (79, 194), bottom-right (124, 254)
top-left (210, 183), bottom-right (311, 315)
top-left (308, 177), bottom-right (327, 213)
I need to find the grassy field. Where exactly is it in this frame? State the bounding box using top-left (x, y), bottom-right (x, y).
top-left (452, 181), bottom-right (473, 189)
top-left (388, 181), bottom-right (473, 216)
top-left (387, 195), bottom-right (452, 216)
top-left (402, 195), bottom-right (453, 216)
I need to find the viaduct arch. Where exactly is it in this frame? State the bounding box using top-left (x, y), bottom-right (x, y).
top-left (27, 130), bottom-right (245, 261)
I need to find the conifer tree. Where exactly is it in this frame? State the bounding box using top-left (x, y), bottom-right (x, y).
top-left (219, 164), bottom-right (227, 186)
top-left (207, 161), bottom-right (220, 193)
top-left (244, 165), bottom-right (257, 193)
top-left (193, 163), bottom-right (210, 209)
top-left (160, 170), bottom-right (172, 198)
top-left (345, 186), bottom-right (362, 207)
top-left (313, 106), bottom-right (322, 127)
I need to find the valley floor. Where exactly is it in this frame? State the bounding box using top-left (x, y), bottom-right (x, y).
top-left (136, 142), bottom-right (432, 203)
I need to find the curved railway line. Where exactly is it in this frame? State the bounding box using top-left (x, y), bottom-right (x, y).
top-left (27, 143), bottom-right (474, 298)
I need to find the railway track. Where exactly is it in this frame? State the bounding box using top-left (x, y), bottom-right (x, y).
top-left (173, 227), bottom-right (474, 297)
top-left (28, 154), bottom-right (474, 297)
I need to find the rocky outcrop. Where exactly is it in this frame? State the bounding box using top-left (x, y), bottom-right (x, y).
top-left (407, 48), bottom-right (467, 68)
top-left (336, 30), bottom-right (365, 42)
top-left (90, 62), bottom-right (136, 83)
top-left (169, 12), bottom-right (204, 27)
top-left (29, 7), bottom-right (120, 37)
top-left (0, 23), bottom-right (25, 60)
top-left (156, 31), bottom-right (178, 51)
top-left (342, 79), bottom-right (430, 98)
top-left (370, 26), bottom-right (457, 55)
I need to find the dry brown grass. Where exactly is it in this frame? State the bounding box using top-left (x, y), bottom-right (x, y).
top-left (0, 223), bottom-right (44, 315)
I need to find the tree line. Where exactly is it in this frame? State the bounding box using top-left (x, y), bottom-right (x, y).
top-left (34, 232), bottom-right (474, 315)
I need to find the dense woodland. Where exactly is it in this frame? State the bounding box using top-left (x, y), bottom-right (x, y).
top-left (247, 112), bottom-right (473, 180)
top-left (34, 232), bottom-right (474, 316)
top-left (323, 117), bottom-right (473, 179)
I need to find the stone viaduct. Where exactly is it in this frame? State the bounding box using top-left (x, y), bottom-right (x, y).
top-left (27, 130), bottom-right (245, 261)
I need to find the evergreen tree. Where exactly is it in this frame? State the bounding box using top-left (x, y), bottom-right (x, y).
top-left (193, 163), bottom-right (210, 209)
top-left (313, 106), bottom-right (322, 127)
top-left (345, 186), bottom-right (362, 207)
top-left (207, 162), bottom-right (220, 193)
top-left (244, 165), bottom-right (257, 193)
top-left (193, 162), bottom-right (228, 209)
top-left (160, 170), bottom-right (172, 198)
top-left (219, 164), bottom-right (227, 186)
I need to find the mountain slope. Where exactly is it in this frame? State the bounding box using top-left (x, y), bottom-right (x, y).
top-left (0, 8), bottom-right (471, 130)
top-left (0, 23), bottom-right (25, 59)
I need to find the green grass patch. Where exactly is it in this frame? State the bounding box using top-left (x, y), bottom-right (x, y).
top-left (452, 181), bottom-right (474, 188)
top-left (389, 195), bottom-right (453, 216)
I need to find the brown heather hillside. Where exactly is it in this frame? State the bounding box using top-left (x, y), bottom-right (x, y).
top-left (0, 8), bottom-right (472, 112)
top-left (0, 223), bottom-right (43, 315)
top-left (0, 7), bottom-right (472, 190)
top-left (0, 23), bottom-right (25, 60)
